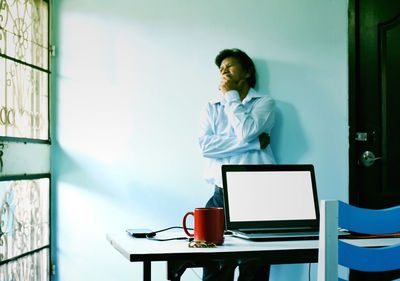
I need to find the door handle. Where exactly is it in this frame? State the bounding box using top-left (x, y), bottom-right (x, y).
top-left (360, 151), bottom-right (382, 167)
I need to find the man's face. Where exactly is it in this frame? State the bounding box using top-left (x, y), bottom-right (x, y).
top-left (219, 56), bottom-right (250, 84)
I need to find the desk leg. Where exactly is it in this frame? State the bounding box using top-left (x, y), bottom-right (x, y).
top-left (143, 261), bottom-right (151, 281)
top-left (167, 259), bottom-right (238, 280)
top-left (167, 261), bottom-right (187, 281)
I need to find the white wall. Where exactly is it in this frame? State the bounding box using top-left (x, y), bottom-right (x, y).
top-left (51, 0), bottom-right (348, 280)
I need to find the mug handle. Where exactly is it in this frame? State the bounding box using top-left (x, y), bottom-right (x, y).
top-left (183, 212), bottom-right (194, 237)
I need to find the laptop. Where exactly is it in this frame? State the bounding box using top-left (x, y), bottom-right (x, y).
top-left (221, 164), bottom-right (320, 241)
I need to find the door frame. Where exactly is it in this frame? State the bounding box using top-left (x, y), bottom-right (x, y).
top-left (348, 0), bottom-right (358, 206)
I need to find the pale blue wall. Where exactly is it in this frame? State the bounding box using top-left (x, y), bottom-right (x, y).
top-left (51, 0), bottom-right (348, 280)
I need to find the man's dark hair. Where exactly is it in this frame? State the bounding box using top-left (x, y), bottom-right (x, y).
top-left (215, 48), bottom-right (256, 88)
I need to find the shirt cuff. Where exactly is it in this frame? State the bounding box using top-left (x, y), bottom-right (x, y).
top-left (248, 138), bottom-right (260, 150)
top-left (223, 90), bottom-right (241, 102)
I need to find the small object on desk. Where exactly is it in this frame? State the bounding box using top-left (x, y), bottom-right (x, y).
top-left (126, 228), bottom-right (156, 238)
top-left (344, 231), bottom-right (400, 239)
top-left (188, 239), bottom-right (217, 248)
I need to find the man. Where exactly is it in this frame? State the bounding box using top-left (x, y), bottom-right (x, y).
top-left (198, 48), bottom-right (276, 281)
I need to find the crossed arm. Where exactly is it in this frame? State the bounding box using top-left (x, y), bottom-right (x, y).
top-left (199, 92), bottom-right (275, 159)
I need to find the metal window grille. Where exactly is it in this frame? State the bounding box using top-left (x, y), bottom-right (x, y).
top-left (0, 0), bottom-right (51, 280)
top-left (0, 0), bottom-right (49, 140)
top-left (0, 178), bottom-right (50, 280)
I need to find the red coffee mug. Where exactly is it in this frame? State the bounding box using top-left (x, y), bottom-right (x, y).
top-left (182, 207), bottom-right (224, 245)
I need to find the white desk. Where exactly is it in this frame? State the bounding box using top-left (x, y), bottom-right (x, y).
top-left (106, 232), bottom-right (400, 281)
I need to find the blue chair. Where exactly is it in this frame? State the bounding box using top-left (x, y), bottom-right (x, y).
top-left (317, 200), bottom-right (400, 281)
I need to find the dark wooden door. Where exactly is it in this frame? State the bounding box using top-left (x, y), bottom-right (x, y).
top-left (349, 0), bottom-right (400, 208)
top-left (349, 0), bottom-right (400, 280)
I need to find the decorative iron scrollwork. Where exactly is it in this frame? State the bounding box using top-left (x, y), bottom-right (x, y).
top-left (0, 0), bottom-right (48, 139)
top-left (0, 248), bottom-right (49, 280)
top-left (0, 179), bottom-right (49, 262)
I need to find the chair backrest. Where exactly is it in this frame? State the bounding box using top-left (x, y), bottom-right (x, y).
top-left (317, 200), bottom-right (400, 281)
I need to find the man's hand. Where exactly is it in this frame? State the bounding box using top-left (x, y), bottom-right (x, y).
top-left (258, 133), bottom-right (270, 149)
top-left (219, 76), bottom-right (245, 94)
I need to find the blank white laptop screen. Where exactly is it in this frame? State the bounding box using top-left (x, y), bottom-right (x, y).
top-left (225, 171), bottom-right (317, 222)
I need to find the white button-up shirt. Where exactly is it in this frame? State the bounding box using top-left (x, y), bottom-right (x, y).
top-left (198, 88), bottom-right (276, 187)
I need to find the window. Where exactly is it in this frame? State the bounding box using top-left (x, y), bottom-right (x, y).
top-left (0, 0), bottom-right (51, 279)
top-left (0, 0), bottom-right (49, 140)
top-left (0, 178), bottom-right (50, 280)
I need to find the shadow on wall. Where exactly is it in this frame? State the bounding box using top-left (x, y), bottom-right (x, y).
top-left (271, 101), bottom-right (309, 164)
top-left (253, 58), bottom-right (309, 164)
top-left (253, 58), bottom-right (271, 94)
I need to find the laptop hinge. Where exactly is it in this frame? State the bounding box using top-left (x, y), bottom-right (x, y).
top-left (238, 226), bottom-right (316, 232)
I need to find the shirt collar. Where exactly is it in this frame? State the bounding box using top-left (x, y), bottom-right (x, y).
top-left (211, 88), bottom-right (261, 105)
top-left (243, 88), bottom-right (263, 103)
